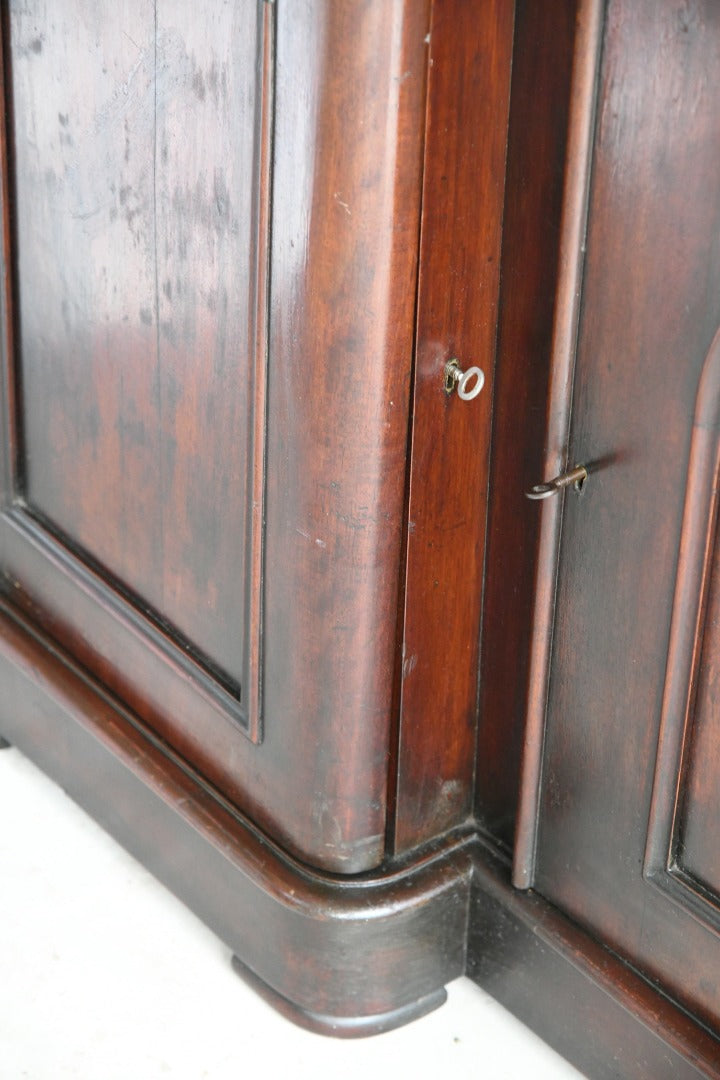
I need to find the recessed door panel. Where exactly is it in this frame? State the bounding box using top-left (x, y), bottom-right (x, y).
top-left (7, 1), bottom-right (268, 727)
top-left (643, 346), bottom-right (720, 925)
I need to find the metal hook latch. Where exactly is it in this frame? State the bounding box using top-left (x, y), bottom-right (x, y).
top-left (444, 359), bottom-right (485, 401)
top-left (526, 464), bottom-right (588, 500)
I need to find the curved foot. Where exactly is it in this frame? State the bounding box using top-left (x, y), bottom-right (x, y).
top-left (231, 954), bottom-right (447, 1038)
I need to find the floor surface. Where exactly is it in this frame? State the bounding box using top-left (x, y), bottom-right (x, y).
top-left (0, 746), bottom-right (582, 1079)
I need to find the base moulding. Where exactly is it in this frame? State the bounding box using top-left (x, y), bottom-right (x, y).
top-left (1, 599), bottom-right (719, 1071)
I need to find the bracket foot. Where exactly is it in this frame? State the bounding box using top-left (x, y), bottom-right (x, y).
top-left (231, 954), bottom-right (447, 1038)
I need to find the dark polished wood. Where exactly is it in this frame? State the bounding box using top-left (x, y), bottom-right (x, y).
top-left (3, 585), bottom-right (719, 1068)
top-left (0, 596), bottom-right (471, 1027)
top-left (8, 0), bottom-right (270, 727)
top-left (468, 844), bottom-right (720, 1080)
top-left (393, 0), bottom-right (514, 855)
top-left (231, 955), bottom-right (447, 1039)
top-left (475, 0), bottom-right (580, 850)
top-left (259, 0), bottom-right (428, 871)
top-left (4, 0), bottom-right (720, 1072)
top-left (512, 0), bottom-right (604, 888)
top-left (532, 0), bottom-right (720, 1038)
top-left (645, 326), bottom-right (720, 930)
top-left (0, 0), bottom-right (429, 873)
top-left (474, 0), bottom-right (720, 1070)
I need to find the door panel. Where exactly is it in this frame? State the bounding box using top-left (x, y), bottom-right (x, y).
top-left (0, 1), bottom-right (429, 872)
top-left (533, 0), bottom-right (720, 1028)
top-left (4, 0), bottom-right (269, 734)
top-left (9, 0), bottom-right (267, 717)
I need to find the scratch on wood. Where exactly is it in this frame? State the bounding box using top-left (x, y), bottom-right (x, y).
top-left (333, 192), bottom-right (351, 216)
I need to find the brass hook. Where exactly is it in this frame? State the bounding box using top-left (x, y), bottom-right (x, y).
top-left (526, 464), bottom-right (588, 501)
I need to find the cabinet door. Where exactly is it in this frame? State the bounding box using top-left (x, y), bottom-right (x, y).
top-left (0, 1), bottom-right (427, 872)
top-left (523, 0), bottom-right (720, 1033)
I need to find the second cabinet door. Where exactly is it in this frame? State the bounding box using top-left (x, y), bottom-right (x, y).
top-left (530, 0), bottom-right (720, 1035)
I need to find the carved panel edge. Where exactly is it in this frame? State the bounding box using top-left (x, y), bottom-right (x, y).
top-left (644, 324), bottom-right (720, 931)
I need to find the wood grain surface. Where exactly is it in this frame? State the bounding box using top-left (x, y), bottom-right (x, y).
top-left (535, 0), bottom-right (720, 1036)
top-left (475, 0), bottom-right (580, 849)
top-left (0, 0), bottom-right (429, 872)
top-left (393, 0), bottom-right (514, 855)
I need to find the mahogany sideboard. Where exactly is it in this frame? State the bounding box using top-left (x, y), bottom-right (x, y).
top-left (2, 1), bottom-right (720, 1075)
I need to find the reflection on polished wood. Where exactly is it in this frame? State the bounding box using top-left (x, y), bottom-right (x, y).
top-left (2, 2), bottom-right (720, 1074)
